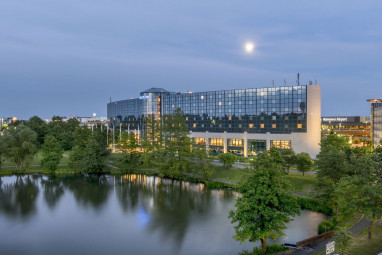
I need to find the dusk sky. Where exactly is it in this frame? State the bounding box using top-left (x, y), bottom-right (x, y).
top-left (1, 0), bottom-right (381, 119)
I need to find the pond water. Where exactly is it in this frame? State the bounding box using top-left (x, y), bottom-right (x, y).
top-left (0, 174), bottom-right (326, 255)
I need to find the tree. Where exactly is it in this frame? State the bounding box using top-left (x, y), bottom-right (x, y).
top-left (40, 135), bottom-right (63, 171)
top-left (25, 115), bottom-right (47, 147)
top-left (1, 125), bottom-right (37, 170)
top-left (191, 147), bottom-right (213, 180)
top-left (296, 152), bottom-right (312, 176)
top-left (280, 148), bottom-right (297, 173)
top-left (0, 136), bottom-right (5, 170)
top-left (157, 108), bottom-right (192, 177)
top-left (69, 129), bottom-right (109, 174)
top-left (118, 131), bottom-right (140, 167)
top-left (335, 227), bottom-right (354, 255)
top-left (47, 116), bottom-right (80, 150)
top-left (218, 153), bottom-right (237, 168)
top-left (229, 152), bottom-right (300, 251)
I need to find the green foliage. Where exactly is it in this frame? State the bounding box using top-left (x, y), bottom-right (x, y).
top-left (239, 244), bottom-right (288, 254)
top-left (296, 152), bottom-right (312, 176)
top-left (1, 124), bottom-right (37, 170)
top-left (318, 220), bottom-right (336, 234)
top-left (296, 197), bottom-right (333, 215)
top-left (47, 116), bottom-right (80, 150)
top-left (191, 147), bottom-right (213, 180)
top-left (0, 135), bottom-right (5, 170)
top-left (69, 128), bottom-right (109, 174)
top-left (229, 152), bottom-right (300, 250)
top-left (335, 227), bottom-right (354, 255)
top-left (280, 148), bottom-right (297, 172)
top-left (25, 115), bottom-right (47, 147)
top-left (118, 131), bottom-right (140, 167)
top-left (218, 153), bottom-right (237, 168)
top-left (40, 135), bottom-right (63, 171)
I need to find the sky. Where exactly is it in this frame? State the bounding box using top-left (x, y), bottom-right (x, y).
top-left (1, 0), bottom-right (382, 119)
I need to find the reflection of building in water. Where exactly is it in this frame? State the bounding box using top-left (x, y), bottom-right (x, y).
top-left (108, 85), bottom-right (321, 158)
top-left (321, 116), bottom-right (371, 146)
top-left (367, 99), bottom-right (382, 147)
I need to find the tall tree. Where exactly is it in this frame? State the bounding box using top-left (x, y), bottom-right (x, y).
top-left (280, 148), bottom-right (297, 173)
top-left (335, 227), bottom-right (354, 255)
top-left (25, 115), bottom-right (47, 147)
top-left (40, 135), bottom-right (63, 171)
top-left (229, 152), bottom-right (300, 251)
top-left (1, 125), bottom-right (37, 170)
top-left (47, 116), bottom-right (80, 150)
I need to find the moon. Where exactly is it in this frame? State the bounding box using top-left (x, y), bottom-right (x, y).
top-left (244, 42), bottom-right (255, 53)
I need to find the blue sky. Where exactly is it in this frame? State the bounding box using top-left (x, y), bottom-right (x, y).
top-left (1, 0), bottom-right (381, 119)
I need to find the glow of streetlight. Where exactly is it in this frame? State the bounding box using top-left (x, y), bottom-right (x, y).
top-left (244, 42), bottom-right (255, 53)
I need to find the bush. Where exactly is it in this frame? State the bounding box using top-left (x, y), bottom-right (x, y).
top-left (318, 220), bottom-right (336, 234)
top-left (297, 197), bottom-right (333, 215)
top-left (239, 244), bottom-right (288, 255)
top-left (205, 181), bottom-right (223, 189)
top-left (218, 153), bottom-right (237, 168)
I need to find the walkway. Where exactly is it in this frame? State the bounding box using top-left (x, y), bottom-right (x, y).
top-left (292, 215), bottom-right (371, 255)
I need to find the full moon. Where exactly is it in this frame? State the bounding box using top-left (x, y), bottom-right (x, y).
top-left (244, 42), bottom-right (255, 53)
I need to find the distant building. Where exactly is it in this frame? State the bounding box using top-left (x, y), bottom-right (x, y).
top-left (367, 99), bottom-right (382, 147)
top-left (321, 116), bottom-right (371, 144)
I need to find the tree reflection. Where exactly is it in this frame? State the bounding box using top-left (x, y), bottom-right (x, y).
top-left (0, 176), bottom-right (39, 220)
top-left (116, 174), bottom-right (216, 251)
top-left (41, 175), bottom-right (64, 209)
top-left (62, 175), bottom-right (112, 210)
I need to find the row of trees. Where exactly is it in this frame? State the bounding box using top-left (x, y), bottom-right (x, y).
top-left (0, 116), bottom-right (109, 173)
top-left (315, 134), bottom-right (382, 239)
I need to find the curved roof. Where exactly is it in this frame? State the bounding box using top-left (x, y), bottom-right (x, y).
top-left (141, 88), bottom-right (170, 93)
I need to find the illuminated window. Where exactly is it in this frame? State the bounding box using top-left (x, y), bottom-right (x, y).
top-left (218, 102), bottom-right (222, 106)
top-left (201, 96), bottom-right (204, 99)
top-left (249, 124), bottom-right (254, 128)
top-left (271, 140), bottom-right (291, 150)
top-left (272, 124), bottom-right (276, 128)
top-left (193, 123), bottom-right (196, 128)
top-left (209, 138), bottom-right (224, 146)
top-left (186, 117), bottom-right (188, 121)
top-left (260, 124), bottom-right (264, 128)
top-left (298, 124), bottom-right (302, 129)
top-left (228, 116), bottom-right (232, 120)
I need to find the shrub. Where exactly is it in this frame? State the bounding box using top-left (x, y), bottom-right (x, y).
top-left (297, 197), bottom-right (333, 215)
top-left (218, 153), bottom-right (237, 168)
top-left (318, 220), bottom-right (336, 234)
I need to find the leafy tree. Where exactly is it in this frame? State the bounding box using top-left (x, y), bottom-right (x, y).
top-left (40, 135), bottom-right (63, 171)
top-left (280, 148), bottom-right (297, 173)
top-left (335, 227), bottom-right (354, 255)
top-left (157, 109), bottom-right (192, 177)
top-left (47, 116), bottom-right (80, 150)
top-left (268, 147), bottom-right (286, 167)
top-left (229, 152), bottom-right (300, 251)
top-left (25, 115), bottom-right (47, 147)
top-left (69, 129), bottom-right (109, 174)
top-left (118, 131), bottom-right (140, 167)
top-left (0, 135), bottom-right (5, 170)
top-left (296, 152), bottom-right (312, 176)
top-left (191, 147), bottom-right (213, 180)
top-left (1, 125), bottom-right (37, 170)
top-left (218, 153), bottom-right (237, 168)
top-left (73, 126), bottom-right (92, 147)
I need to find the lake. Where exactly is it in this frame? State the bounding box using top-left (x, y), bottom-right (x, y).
top-left (0, 174), bottom-right (326, 255)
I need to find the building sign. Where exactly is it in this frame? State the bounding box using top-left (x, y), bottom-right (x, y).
top-left (326, 241), bottom-right (335, 254)
top-left (322, 117), bottom-right (348, 122)
top-left (139, 96), bottom-right (150, 100)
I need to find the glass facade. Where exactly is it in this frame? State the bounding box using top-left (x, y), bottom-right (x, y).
top-left (248, 140), bottom-right (266, 156)
top-left (372, 102), bottom-right (382, 146)
top-left (271, 140), bottom-right (292, 150)
top-left (108, 86), bottom-right (308, 135)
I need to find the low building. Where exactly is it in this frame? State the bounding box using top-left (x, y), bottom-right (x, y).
top-left (321, 116), bottom-right (371, 145)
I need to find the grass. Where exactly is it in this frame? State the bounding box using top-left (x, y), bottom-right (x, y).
top-left (286, 172), bottom-right (318, 196)
top-left (210, 166), bottom-right (251, 183)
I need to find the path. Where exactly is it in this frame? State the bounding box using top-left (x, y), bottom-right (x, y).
top-left (292, 215), bottom-right (371, 255)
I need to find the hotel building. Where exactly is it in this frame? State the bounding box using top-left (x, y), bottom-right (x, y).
top-left (107, 85), bottom-right (321, 158)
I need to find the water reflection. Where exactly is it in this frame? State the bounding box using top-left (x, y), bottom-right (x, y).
top-left (0, 176), bottom-right (39, 220)
top-left (0, 174), bottom-right (326, 255)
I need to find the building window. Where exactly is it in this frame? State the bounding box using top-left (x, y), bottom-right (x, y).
top-left (271, 140), bottom-right (291, 150)
top-left (272, 124), bottom-right (276, 128)
top-left (260, 124), bottom-right (264, 128)
top-left (228, 116), bottom-right (232, 120)
top-left (209, 138), bottom-right (224, 147)
top-left (201, 95), bottom-right (204, 99)
top-left (218, 102), bottom-right (222, 106)
top-left (249, 124), bottom-right (254, 128)
top-left (298, 124), bottom-right (302, 129)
